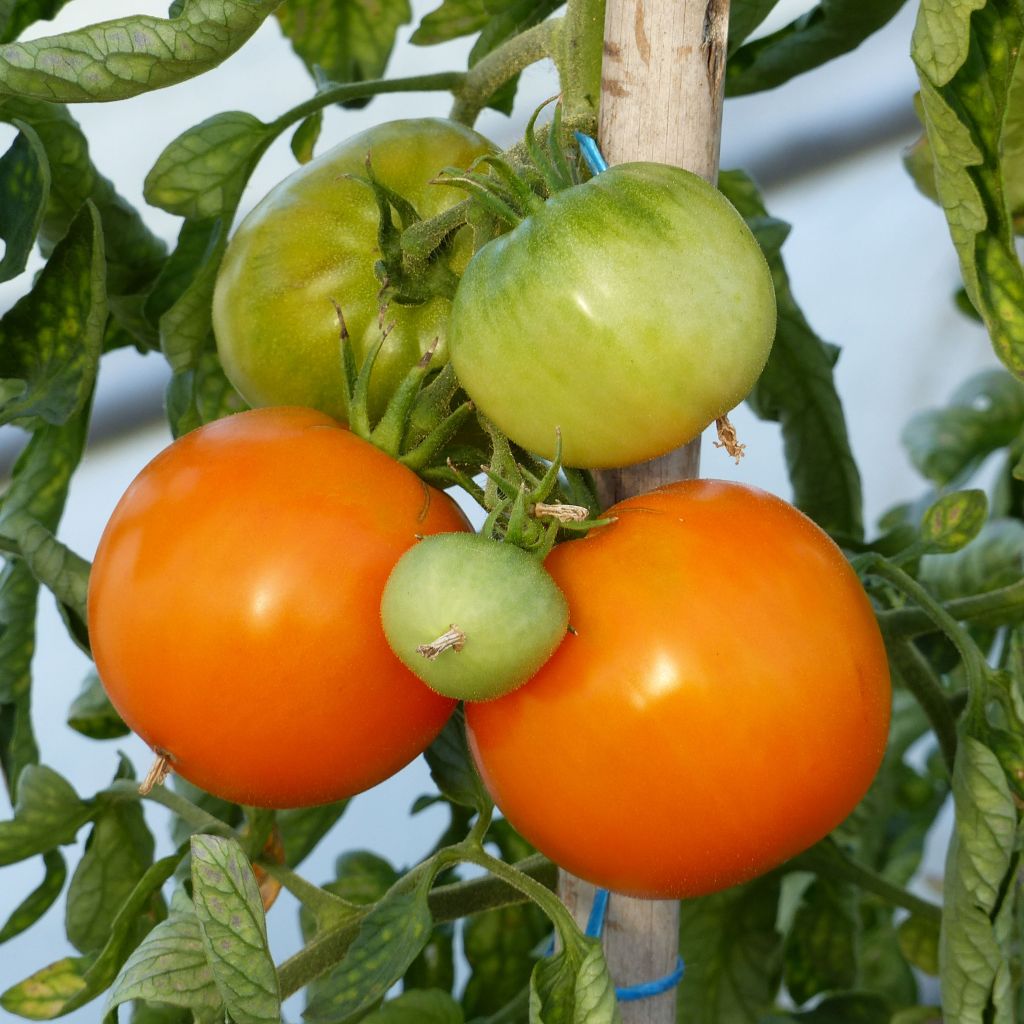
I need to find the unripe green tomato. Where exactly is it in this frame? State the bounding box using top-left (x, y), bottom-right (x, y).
top-left (449, 162), bottom-right (777, 468)
top-left (380, 534), bottom-right (569, 701)
top-left (212, 119), bottom-right (495, 422)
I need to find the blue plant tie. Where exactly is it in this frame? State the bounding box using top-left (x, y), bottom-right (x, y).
top-left (584, 887), bottom-right (686, 1001)
top-left (573, 132), bottom-right (609, 175)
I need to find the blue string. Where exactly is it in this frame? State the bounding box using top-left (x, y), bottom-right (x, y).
top-left (583, 887), bottom-right (686, 1001)
top-left (573, 132), bottom-right (609, 175)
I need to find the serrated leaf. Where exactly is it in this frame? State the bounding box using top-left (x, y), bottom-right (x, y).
top-left (0, 402), bottom-right (90, 795)
top-left (304, 862), bottom-right (437, 1022)
top-left (940, 736), bottom-right (1018, 1024)
top-left (920, 488), bottom-right (988, 552)
top-left (897, 913), bottom-right (940, 975)
top-left (190, 835), bottom-right (281, 1024)
top-left (919, 517), bottom-right (1024, 601)
top-left (720, 170), bottom-right (863, 539)
top-left (0, 119), bottom-right (48, 283)
top-left (67, 672), bottom-right (129, 740)
top-left (0, 200), bottom-right (105, 428)
top-left (529, 947), bottom-right (577, 1023)
top-left (913, 2), bottom-right (1024, 379)
top-left (903, 369), bottom-right (1024, 485)
top-left (782, 878), bottom-right (858, 1006)
top-left (0, 849), bottom-right (65, 943)
top-left (66, 796), bottom-right (156, 954)
top-left (107, 890), bottom-right (224, 1023)
top-left (424, 707), bottom-right (491, 814)
top-left (362, 989), bottom-right (464, 1023)
top-left (676, 873), bottom-right (783, 1024)
top-left (2, 851), bottom-right (184, 1018)
top-left (0, 764), bottom-right (93, 866)
top-left (727, 0), bottom-right (907, 97)
top-left (0, 1), bottom-right (75, 44)
top-left (276, 0), bottom-right (412, 108)
top-left (291, 110), bottom-right (323, 164)
top-left (571, 941), bottom-right (619, 1024)
top-left (411, 0), bottom-right (488, 45)
top-left (0, 0), bottom-right (281, 103)
top-left (144, 111), bottom-right (272, 219)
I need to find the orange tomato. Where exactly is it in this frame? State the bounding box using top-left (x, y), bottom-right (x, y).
top-left (465, 480), bottom-right (891, 898)
top-left (88, 407), bottom-right (466, 808)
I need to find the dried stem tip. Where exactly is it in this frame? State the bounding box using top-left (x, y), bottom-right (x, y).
top-left (417, 624), bottom-right (467, 660)
top-left (139, 750), bottom-right (173, 795)
top-left (532, 502), bottom-right (590, 522)
top-left (714, 415), bottom-right (746, 463)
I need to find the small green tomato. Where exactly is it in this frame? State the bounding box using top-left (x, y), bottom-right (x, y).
top-left (380, 533), bottom-right (569, 701)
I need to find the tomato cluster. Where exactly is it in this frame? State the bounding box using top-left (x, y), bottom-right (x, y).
top-left (88, 119), bottom-right (891, 898)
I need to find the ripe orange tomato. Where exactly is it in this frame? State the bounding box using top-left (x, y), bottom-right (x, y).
top-left (466, 480), bottom-right (891, 898)
top-left (88, 407), bottom-right (467, 808)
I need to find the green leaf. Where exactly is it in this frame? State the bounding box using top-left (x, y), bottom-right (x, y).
top-left (291, 110), bottom-right (323, 164)
top-left (66, 791), bottom-right (156, 954)
top-left (424, 707), bottom-right (492, 814)
top-left (279, 800), bottom-right (350, 868)
top-left (276, 0), bottom-right (412, 107)
top-left (897, 912), bottom-right (940, 975)
top-left (0, 849), bottom-right (65, 943)
top-left (913, 1), bottom-right (1024, 379)
top-left (0, 401), bottom-right (90, 795)
top-left (940, 736), bottom-right (1018, 1024)
top-left (759, 992), bottom-right (892, 1024)
top-left (0, 97), bottom-right (166, 336)
top-left (165, 348), bottom-right (247, 438)
top-left (0, 0), bottom-right (282, 102)
top-left (0, 512), bottom-right (90, 649)
top-left (411, 0), bottom-right (488, 44)
top-left (676, 873), bottom-right (783, 1024)
top-left (920, 518), bottom-right (1024, 601)
top-left (920, 488), bottom-right (988, 553)
top-left (67, 672), bottom-right (129, 740)
top-left (729, 1), bottom-right (781, 52)
top-left (144, 111), bottom-right (273, 220)
top-left (570, 941), bottom-right (619, 1023)
top-left (2, 851), bottom-right (184, 1018)
top-left (529, 947), bottom-right (577, 1023)
top-left (0, 1), bottom-right (75, 44)
top-left (304, 862), bottom-right (437, 1022)
top-left (781, 878), bottom-right (858, 1006)
top-left (0, 200), bottom-right (105, 428)
top-left (727, 0), bottom-right (908, 96)
top-left (129, 1000), bottom-right (195, 1024)
top-left (0, 764), bottom-right (92, 866)
top-left (0, 119), bottom-right (48, 283)
top-left (362, 989), bottom-right (464, 1023)
top-left (106, 889), bottom-right (224, 1023)
top-left (902, 369), bottom-right (1024, 485)
top-left (190, 835), bottom-right (281, 1024)
top-left (720, 170), bottom-right (863, 539)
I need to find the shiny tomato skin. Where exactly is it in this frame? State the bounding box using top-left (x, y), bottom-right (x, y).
top-left (449, 163), bottom-right (777, 468)
top-left (466, 480), bottom-right (891, 898)
top-left (88, 407), bottom-right (467, 808)
top-left (212, 120), bottom-right (495, 421)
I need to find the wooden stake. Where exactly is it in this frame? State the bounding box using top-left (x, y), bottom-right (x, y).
top-left (557, 1), bottom-right (731, 1020)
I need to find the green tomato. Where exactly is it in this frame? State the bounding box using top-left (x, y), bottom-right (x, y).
top-left (448, 163), bottom-right (777, 468)
top-left (380, 534), bottom-right (569, 702)
top-left (212, 119), bottom-right (495, 421)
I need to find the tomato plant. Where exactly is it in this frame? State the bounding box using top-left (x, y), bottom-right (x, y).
top-left (212, 119), bottom-right (494, 422)
top-left (87, 407), bottom-right (466, 808)
top-left (381, 533), bottom-right (569, 701)
top-left (449, 163), bottom-right (777, 468)
top-left (467, 481), bottom-right (892, 898)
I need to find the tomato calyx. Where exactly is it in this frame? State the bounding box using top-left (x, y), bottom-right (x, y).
top-left (336, 304), bottom-right (473, 474)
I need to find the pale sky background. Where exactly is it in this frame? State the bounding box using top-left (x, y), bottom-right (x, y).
top-left (0, 0), bottom-right (993, 1018)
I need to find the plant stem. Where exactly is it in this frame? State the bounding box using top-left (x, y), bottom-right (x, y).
top-left (105, 779), bottom-right (236, 837)
top-left (450, 18), bottom-right (563, 126)
top-left (877, 578), bottom-right (1024, 639)
top-left (796, 841), bottom-right (942, 924)
top-left (271, 72), bottom-right (466, 134)
top-left (887, 636), bottom-right (959, 775)
top-left (559, 0), bottom-right (605, 120)
top-left (276, 852), bottom-right (557, 998)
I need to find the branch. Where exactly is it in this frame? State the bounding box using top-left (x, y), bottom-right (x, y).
top-left (877, 579), bottom-right (1024, 639)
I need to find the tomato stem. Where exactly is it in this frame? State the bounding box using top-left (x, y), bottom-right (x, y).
top-left (416, 624), bottom-right (467, 660)
top-left (559, 0), bottom-right (605, 122)
top-left (138, 751), bottom-right (172, 796)
top-left (877, 577), bottom-right (1024, 639)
